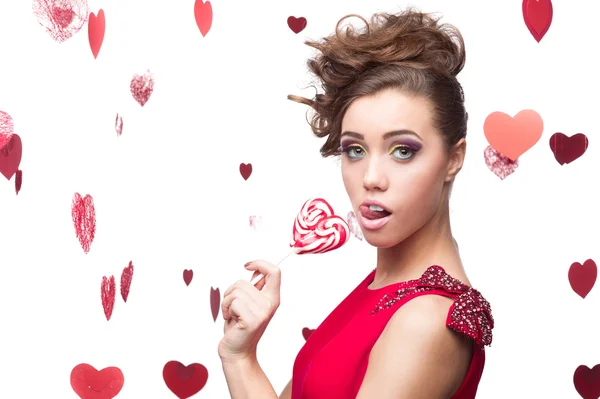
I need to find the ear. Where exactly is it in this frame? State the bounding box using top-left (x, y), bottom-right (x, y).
top-left (445, 138), bottom-right (466, 182)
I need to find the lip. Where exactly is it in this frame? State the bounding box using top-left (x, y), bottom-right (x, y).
top-left (360, 199), bottom-right (392, 213)
top-left (359, 213), bottom-right (391, 230)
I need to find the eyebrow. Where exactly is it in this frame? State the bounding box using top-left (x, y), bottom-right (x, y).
top-left (340, 129), bottom-right (422, 141)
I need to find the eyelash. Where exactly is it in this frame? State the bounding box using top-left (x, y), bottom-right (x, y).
top-left (340, 144), bottom-right (418, 160)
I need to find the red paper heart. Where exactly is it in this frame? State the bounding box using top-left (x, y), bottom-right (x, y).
top-left (120, 261), bottom-right (134, 302)
top-left (549, 133), bottom-right (588, 165)
top-left (88, 9), bottom-right (105, 58)
top-left (130, 70), bottom-right (154, 106)
top-left (0, 110), bottom-right (14, 150)
top-left (15, 169), bottom-right (22, 194)
top-left (483, 109), bottom-right (543, 161)
top-left (0, 133), bottom-right (22, 180)
top-left (33, 0), bottom-right (89, 43)
top-left (163, 361), bottom-right (208, 399)
top-left (239, 163), bottom-right (252, 180)
top-left (522, 0), bottom-right (553, 42)
top-left (302, 327), bottom-right (314, 341)
top-left (569, 259), bottom-right (597, 299)
top-left (101, 275), bottom-right (116, 321)
top-left (194, 0), bottom-right (213, 37)
top-left (210, 287), bottom-right (220, 321)
top-left (574, 364), bottom-right (600, 399)
top-left (70, 363), bottom-right (124, 399)
top-left (483, 145), bottom-right (518, 180)
top-left (72, 193), bottom-right (96, 254)
top-left (183, 269), bottom-right (193, 286)
top-left (287, 16), bottom-right (307, 34)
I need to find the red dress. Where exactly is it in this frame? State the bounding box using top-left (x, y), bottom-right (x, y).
top-left (291, 265), bottom-right (494, 399)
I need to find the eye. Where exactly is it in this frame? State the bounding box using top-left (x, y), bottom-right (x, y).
top-left (390, 145), bottom-right (415, 160)
top-left (341, 144), bottom-right (366, 160)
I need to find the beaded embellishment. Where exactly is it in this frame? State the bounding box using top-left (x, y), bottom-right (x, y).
top-left (369, 266), bottom-right (494, 346)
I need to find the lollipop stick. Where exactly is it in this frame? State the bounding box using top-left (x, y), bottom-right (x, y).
top-left (250, 247), bottom-right (298, 286)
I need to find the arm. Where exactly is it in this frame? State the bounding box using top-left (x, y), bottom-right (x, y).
top-left (221, 355), bottom-right (278, 399)
top-left (356, 295), bottom-right (473, 399)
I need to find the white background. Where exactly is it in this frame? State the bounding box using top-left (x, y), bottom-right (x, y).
top-left (0, 0), bottom-right (599, 397)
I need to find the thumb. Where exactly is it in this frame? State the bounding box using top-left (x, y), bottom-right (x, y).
top-left (245, 260), bottom-right (281, 296)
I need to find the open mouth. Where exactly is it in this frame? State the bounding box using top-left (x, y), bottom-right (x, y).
top-left (359, 204), bottom-right (392, 220)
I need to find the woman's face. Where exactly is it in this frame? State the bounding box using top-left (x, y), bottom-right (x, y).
top-left (340, 89), bottom-right (458, 248)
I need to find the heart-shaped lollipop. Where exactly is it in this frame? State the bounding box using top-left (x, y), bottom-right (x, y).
top-left (250, 198), bottom-right (350, 285)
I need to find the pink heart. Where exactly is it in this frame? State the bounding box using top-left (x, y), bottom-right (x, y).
top-left (0, 133), bottom-right (22, 180)
top-left (0, 110), bottom-right (14, 150)
top-left (71, 193), bottom-right (96, 254)
top-left (120, 261), bottom-right (134, 302)
top-left (130, 70), bottom-right (154, 106)
top-left (483, 146), bottom-right (518, 180)
top-left (101, 275), bottom-right (116, 321)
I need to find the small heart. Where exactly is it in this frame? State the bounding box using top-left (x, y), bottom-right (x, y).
top-left (15, 169), bottom-right (22, 195)
top-left (483, 145), bottom-right (519, 180)
top-left (130, 69), bottom-right (154, 107)
top-left (549, 132), bottom-right (588, 165)
top-left (287, 16), bottom-right (307, 34)
top-left (569, 259), bottom-right (597, 299)
top-left (183, 269), bottom-right (193, 286)
top-left (346, 211), bottom-right (363, 241)
top-left (0, 133), bottom-right (22, 180)
top-left (33, 0), bottom-right (88, 43)
top-left (483, 109), bottom-right (543, 161)
top-left (163, 361), bottom-right (209, 398)
top-left (88, 9), bottom-right (105, 59)
top-left (120, 261), bottom-right (134, 302)
top-left (249, 215), bottom-right (262, 230)
top-left (101, 275), bottom-right (116, 321)
top-left (239, 163), bottom-right (252, 180)
top-left (194, 0), bottom-right (213, 37)
top-left (302, 327), bottom-right (314, 341)
top-left (574, 364), bottom-right (600, 399)
top-left (115, 113), bottom-right (123, 136)
top-left (0, 110), bottom-right (14, 150)
top-left (70, 363), bottom-right (124, 399)
top-left (522, 0), bottom-right (553, 42)
top-left (72, 193), bottom-right (96, 254)
top-left (210, 287), bottom-right (220, 321)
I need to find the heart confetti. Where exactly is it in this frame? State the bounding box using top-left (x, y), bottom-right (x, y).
top-left (101, 275), bottom-right (116, 321)
top-left (346, 211), bottom-right (363, 240)
top-left (194, 0), bottom-right (213, 37)
top-left (71, 193), bottom-right (96, 254)
top-left (88, 9), bottom-right (105, 58)
top-left (70, 363), bottom-right (124, 399)
top-left (210, 287), bottom-right (220, 321)
top-left (549, 133), bottom-right (588, 165)
top-left (120, 261), bottom-right (134, 302)
top-left (115, 113), bottom-right (123, 136)
top-left (0, 134), bottom-right (22, 180)
top-left (288, 16), bottom-right (307, 33)
top-left (163, 361), bottom-right (209, 399)
top-left (573, 364), bottom-right (600, 399)
top-left (483, 109), bottom-right (543, 161)
top-left (0, 110), bottom-right (14, 150)
top-left (302, 327), bottom-right (314, 341)
top-left (130, 69), bottom-right (154, 107)
top-left (183, 269), bottom-right (193, 286)
top-left (484, 146), bottom-right (519, 180)
top-left (15, 169), bottom-right (22, 195)
top-left (522, 0), bottom-right (553, 43)
top-left (239, 163), bottom-right (252, 180)
top-left (33, 0), bottom-right (89, 43)
top-left (568, 259), bottom-right (597, 299)
top-left (249, 215), bottom-right (262, 230)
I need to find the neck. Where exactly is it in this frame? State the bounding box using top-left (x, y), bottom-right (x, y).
top-left (373, 201), bottom-right (462, 287)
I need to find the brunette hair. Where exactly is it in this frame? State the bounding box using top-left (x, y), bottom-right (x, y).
top-left (288, 8), bottom-right (468, 157)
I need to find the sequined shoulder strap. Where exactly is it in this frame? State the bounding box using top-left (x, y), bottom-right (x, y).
top-left (369, 266), bottom-right (494, 346)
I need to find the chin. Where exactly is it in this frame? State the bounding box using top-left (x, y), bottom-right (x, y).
top-left (361, 231), bottom-right (402, 249)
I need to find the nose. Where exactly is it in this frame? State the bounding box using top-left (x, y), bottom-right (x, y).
top-left (362, 155), bottom-right (389, 192)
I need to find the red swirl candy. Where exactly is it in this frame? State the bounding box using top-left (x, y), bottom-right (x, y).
top-left (291, 198), bottom-right (350, 254)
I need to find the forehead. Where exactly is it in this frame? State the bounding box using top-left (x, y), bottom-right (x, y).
top-left (341, 89), bottom-right (436, 140)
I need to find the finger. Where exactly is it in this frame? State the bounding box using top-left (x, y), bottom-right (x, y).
top-left (222, 287), bottom-right (262, 321)
top-left (251, 270), bottom-right (267, 291)
top-left (245, 260), bottom-right (281, 301)
top-left (228, 298), bottom-right (252, 329)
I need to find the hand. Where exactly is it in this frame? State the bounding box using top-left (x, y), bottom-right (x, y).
top-left (218, 260), bottom-right (282, 362)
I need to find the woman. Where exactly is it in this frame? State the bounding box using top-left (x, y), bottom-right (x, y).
top-left (219, 8), bottom-right (494, 399)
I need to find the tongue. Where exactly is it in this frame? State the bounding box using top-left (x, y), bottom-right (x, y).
top-left (360, 205), bottom-right (390, 220)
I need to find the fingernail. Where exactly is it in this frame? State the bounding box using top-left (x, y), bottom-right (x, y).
top-left (244, 262), bottom-right (251, 268)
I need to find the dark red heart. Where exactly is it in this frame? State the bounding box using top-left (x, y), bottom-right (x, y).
top-left (70, 363), bottom-right (124, 399)
top-left (15, 169), bottom-right (22, 194)
top-left (101, 275), bottom-right (116, 321)
top-left (72, 193), bottom-right (96, 254)
top-left (522, 0), bottom-right (553, 42)
top-left (287, 16), bottom-right (307, 34)
top-left (210, 287), bottom-right (220, 321)
top-left (120, 261), bottom-right (134, 302)
top-left (183, 269), bottom-right (193, 286)
top-left (163, 361), bottom-right (208, 399)
top-left (0, 133), bottom-right (22, 180)
top-left (302, 327), bottom-right (314, 341)
top-left (574, 364), bottom-right (600, 399)
top-left (549, 132), bottom-right (588, 165)
top-left (239, 163), bottom-right (252, 180)
top-left (568, 259), bottom-right (597, 299)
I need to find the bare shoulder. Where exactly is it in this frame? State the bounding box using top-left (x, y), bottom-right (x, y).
top-left (356, 294), bottom-right (473, 399)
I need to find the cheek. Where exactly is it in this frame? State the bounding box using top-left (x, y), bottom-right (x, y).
top-left (341, 162), bottom-right (360, 198)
